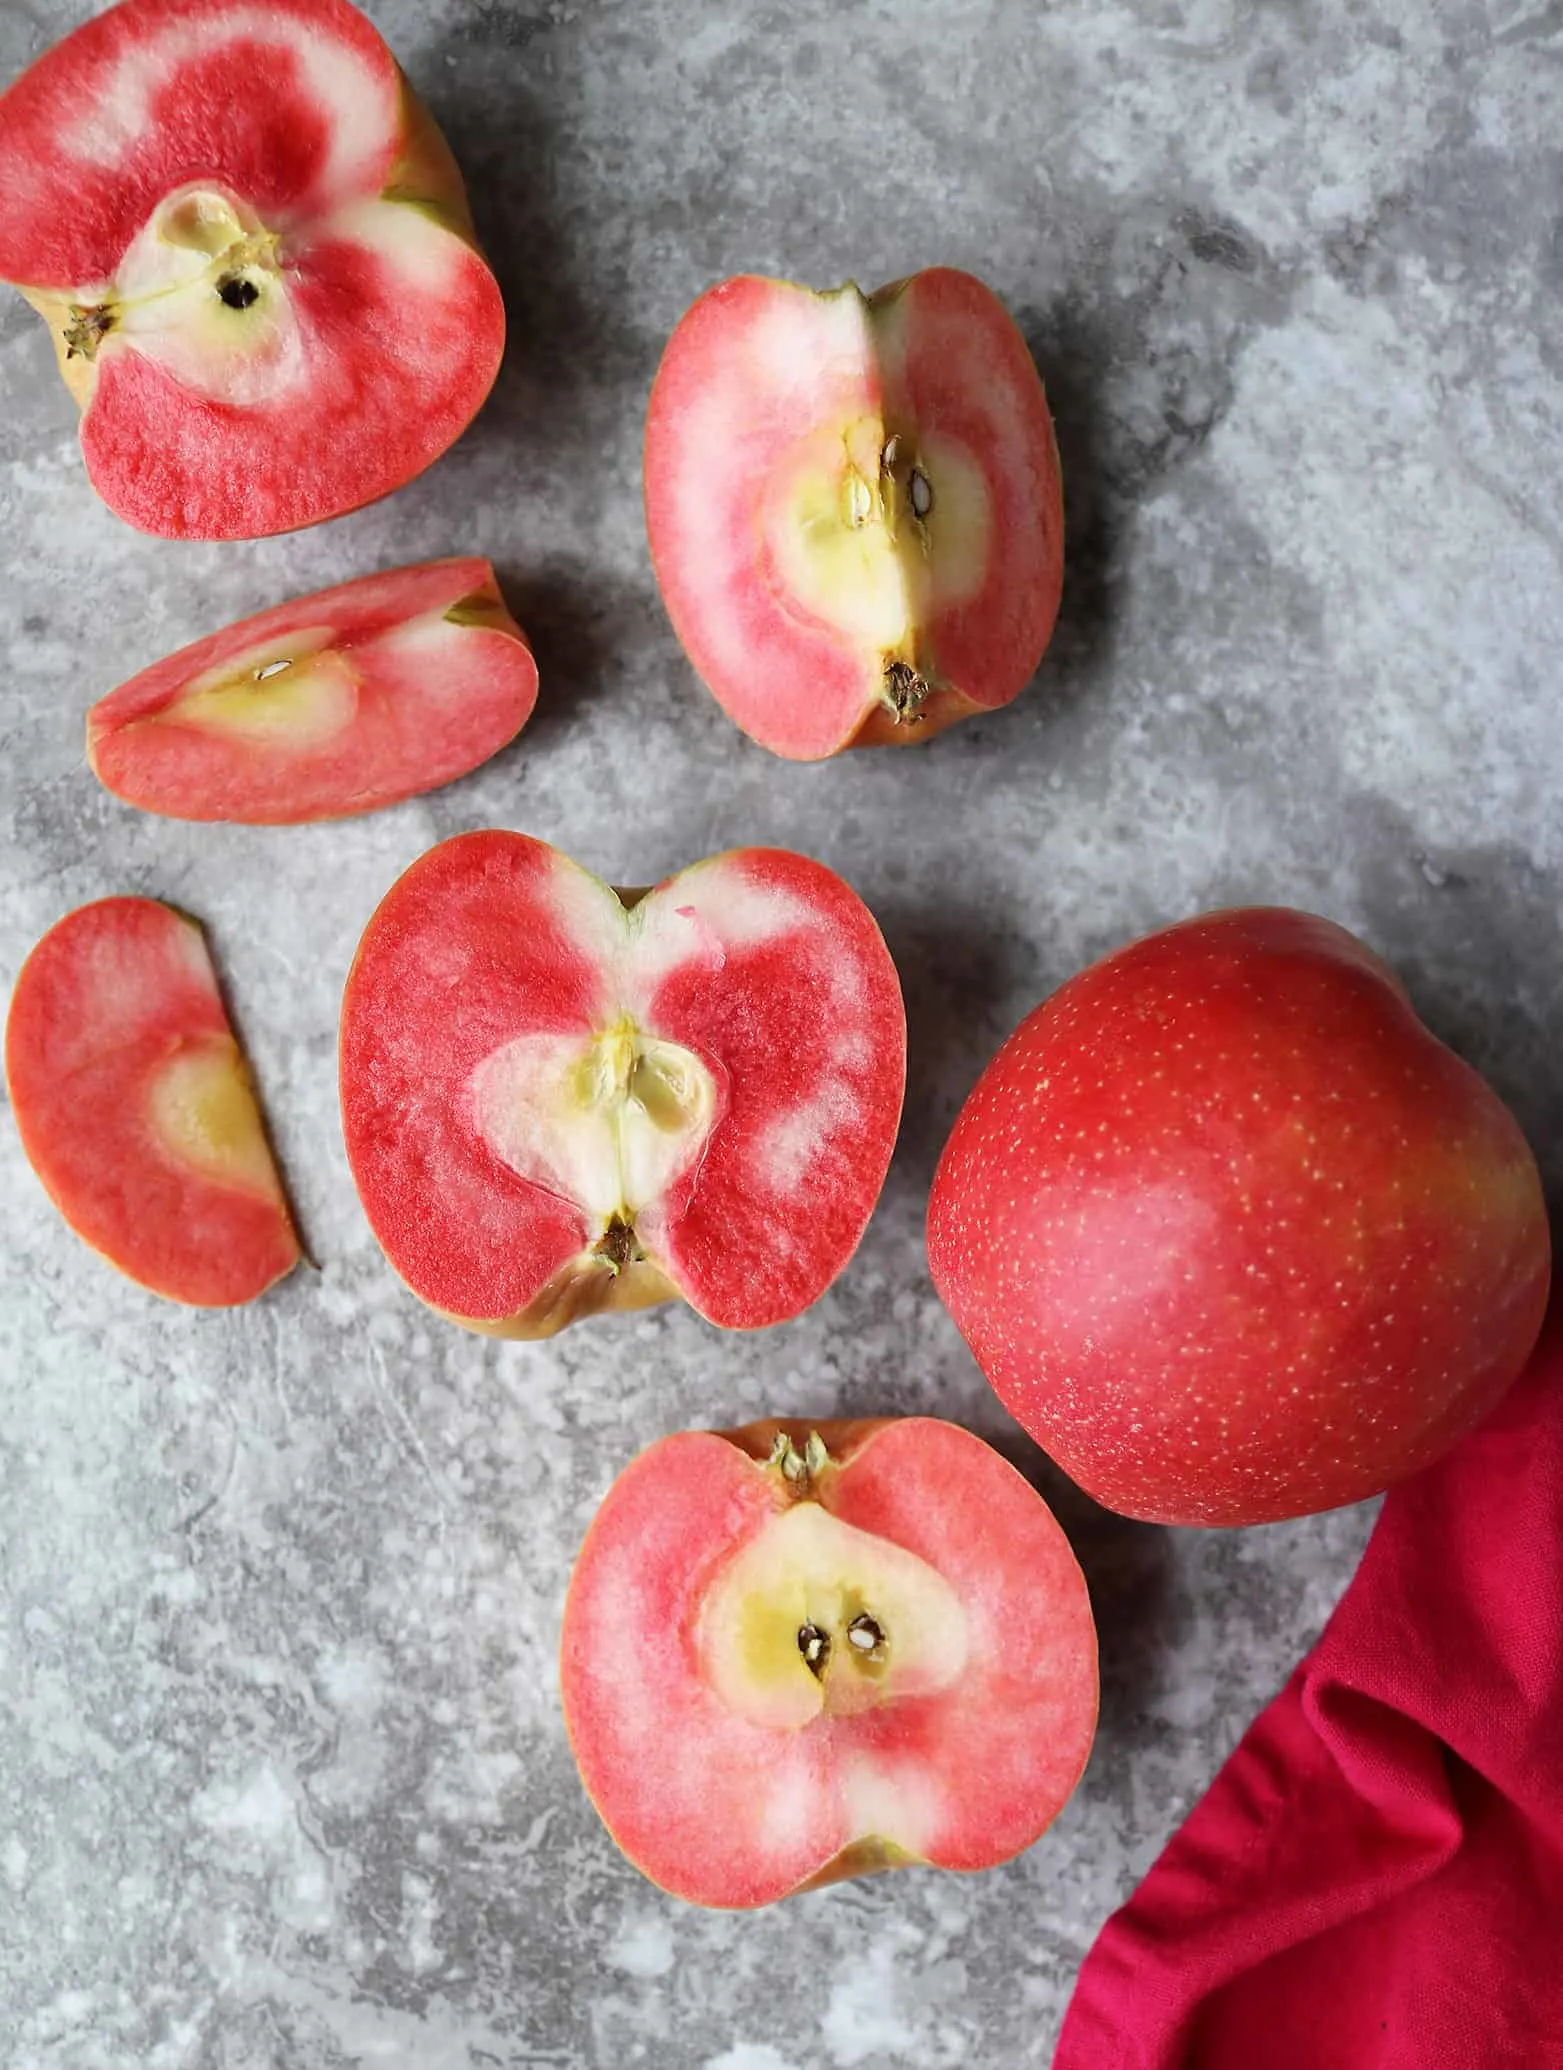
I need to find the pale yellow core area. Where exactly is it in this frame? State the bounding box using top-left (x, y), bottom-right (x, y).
top-left (763, 417), bottom-right (993, 653)
top-left (96, 184), bottom-right (300, 406)
top-left (470, 1014), bottom-right (718, 1230)
top-left (698, 1501), bottom-right (969, 1731)
top-left (148, 1039), bottom-right (284, 1200)
top-left (165, 628), bottom-right (359, 748)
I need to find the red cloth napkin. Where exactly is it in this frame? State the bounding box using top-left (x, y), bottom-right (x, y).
top-left (1054, 1293), bottom-right (1563, 2070)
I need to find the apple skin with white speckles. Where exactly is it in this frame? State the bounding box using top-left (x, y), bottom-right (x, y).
top-left (926, 907), bottom-right (1552, 1527)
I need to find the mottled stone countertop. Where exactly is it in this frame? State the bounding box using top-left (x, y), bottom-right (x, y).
top-left (2, 1), bottom-right (1559, 2065)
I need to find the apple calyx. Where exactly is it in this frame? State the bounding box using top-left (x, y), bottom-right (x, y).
top-left (882, 657), bottom-right (933, 725)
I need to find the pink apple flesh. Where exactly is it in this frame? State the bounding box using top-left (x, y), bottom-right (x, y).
top-left (5, 897), bottom-right (299, 1305)
top-left (338, 832), bottom-right (906, 1335)
top-left (87, 559), bottom-right (538, 823)
top-left (560, 1417), bottom-right (1099, 1908)
top-left (644, 268), bottom-right (1064, 760)
top-left (927, 907), bottom-right (1552, 1526)
top-left (0, 0), bottom-right (504, 538)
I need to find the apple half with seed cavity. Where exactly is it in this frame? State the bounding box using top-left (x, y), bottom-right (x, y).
top-left (0, 0), bottom-right (504, 538)
top-left (87, 559), bottom-right (538, 824)
top-left (561, 1416), bottom-right (1099, 1908)
top-left (644, 267), bottom-right (1063, 760)
top-left (339, 831), bottom-right (905, 1336)
top-left (5, 897), bottom-right (299, 1305)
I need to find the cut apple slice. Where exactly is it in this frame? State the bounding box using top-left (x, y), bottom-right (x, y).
top-left (0, 0), bottom-right (504, 538)
top-left (87, 559), bottom-right (538, 823)
top-left (5, 898), bottom-right (299, 1305)
top-left (644, 267), bottom-right (1064, 760)
top-left (561, 1417), bottom-right (1099, 1908)
top-left (339, 832), bottom-right (906, 1335)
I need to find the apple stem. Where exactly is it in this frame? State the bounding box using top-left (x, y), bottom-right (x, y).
top-left (767, 1428), bottom-right (831, 1488)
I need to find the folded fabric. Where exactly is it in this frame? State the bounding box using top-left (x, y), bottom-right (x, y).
top-left (1054, 1290), bottom-right (1563, 2070)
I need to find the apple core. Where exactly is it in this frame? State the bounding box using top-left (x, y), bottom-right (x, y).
top-left (699, 1436), bottom-right (970, 1731)
top-left (469, 1013), bottom-right (719, 1280)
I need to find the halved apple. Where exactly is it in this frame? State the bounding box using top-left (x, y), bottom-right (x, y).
top-left (339, 832), bottom-right (906, 1335)
top-left (644, 267), bottom-right (1064, 759)
top-left (561, 1417), bottom-right (1099, 1908)
top-left (5, 898), bottom-right (299, 1305)
top-left (0, 0), bottom-right (504, 538)
top-left (87, 559), bottom-right (538, 824)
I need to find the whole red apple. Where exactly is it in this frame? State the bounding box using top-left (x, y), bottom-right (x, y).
top-left (927, 908), bottom-right (1551, 1526)
top-left (561, 1416), bottom-right (1098, 1908)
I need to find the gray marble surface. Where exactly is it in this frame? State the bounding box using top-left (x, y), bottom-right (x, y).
top-left (2, 1), bottom-right (1561, 2064)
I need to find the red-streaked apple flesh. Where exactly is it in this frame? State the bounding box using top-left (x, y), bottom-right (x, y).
top-left (5, 897), bottom-right (299, 1305)
top-left (927, 907), bottom-right (1552, 1527)
top-left (339, 832), bottom-right (906, 1335)
top-left (0, 0), bottom-right (504, 539)
top-left (560, 1416), bottom-right (1099, 1908)
top-left (644, 267), bottom-right (1064, 760)
top-left (87, 559), bottom-right (537, 824)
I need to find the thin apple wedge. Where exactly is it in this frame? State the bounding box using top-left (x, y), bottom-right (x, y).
top-left (561, 1417), bottom-right (1099, 1908)
top-left (339, 832), bottom-right (906, 1336)
top-left (6, 898), bottom-right (299, 1306)
top-left (87, 559), bottom-right (538, 824)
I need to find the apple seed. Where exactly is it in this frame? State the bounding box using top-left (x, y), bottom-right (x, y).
top-left (847, 1612), bottom-right (886, 1654)
top-left (797, 1623), bottom-right (830, 1675)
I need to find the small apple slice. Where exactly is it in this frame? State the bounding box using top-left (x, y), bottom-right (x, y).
top-left (644, 268), bottom-right (1063, 760)
top-left (87, 559), bottom-right (538, 824)
top-left (5, 898), bottom-right (299, 1305)
top-left (561, 1417), bottom-right (1099, 1908)
top-left (0, 0), bottom-right (504, 539)
top-left (339, 832), bottom-right (905, 1335)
